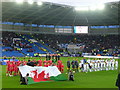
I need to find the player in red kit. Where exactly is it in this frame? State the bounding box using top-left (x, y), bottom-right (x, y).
top-left (52, 63), bottom-right (57, 67)
top-left (61, 63), bottom-right (64, 73)
top-left (38, 59), bottom-right (42, 66)
top-left (57, 60), bottom-right (62, 71)
top-left (17, 61), bottom-right (21, 75)
top-left (57, 63), bottom-right (60, 71)
top-left (12, 61), bottom-right (16, 75)
top-left (48, 63), bottom-right (51, 66)
top-left (43, 59), bottom-right (47, 65)
top-left (37, 62), bottom-right (42, 66)
top-left (13, 61), bottom-right (19, 76)
top-left (9, 62), bottom-right (14, 76)
top-left (44, 63), bottom-right (48, 67)
top-left (43, 59), bottom-right (47, 67)
top-left (48, 59), bottom-right (52, 66)
top-left (17, 61), bottom-right (21, 66)
top-left (23, 60), bottom-right (27, 65)
top-left (6, 60), bottom-right (10, 76)
top-left (57, 60), bottom-right (62, 64)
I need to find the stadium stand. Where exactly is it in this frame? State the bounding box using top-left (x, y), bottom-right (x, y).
top-left (22, 34), bottom-right (55, 54)
top-left (1, 32), bottom-right (56, 57)
top-left (1, 31), bottom-right (120, 57)
top-left (1, 32), bottom-right (25, 57)
top-left (31, 33), bottom-right (120, 56)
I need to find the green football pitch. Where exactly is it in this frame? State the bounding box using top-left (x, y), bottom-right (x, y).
top-left (1, 57), bottom-right (120, 88)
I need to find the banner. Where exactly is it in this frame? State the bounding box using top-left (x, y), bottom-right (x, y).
top-left (29, 39), bottom-right (38, 42)
top-left (19, 65), bottom-right (67, 84)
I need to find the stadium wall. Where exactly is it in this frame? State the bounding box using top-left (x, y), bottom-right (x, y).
top-left (1, 24), bottom-right (55, 34)
top-left (1, 24), bottom-right (119, 35)
top-left (84, 55), bottom-right (119, 59)
top-left (89, 28), bottom-right (119, 34)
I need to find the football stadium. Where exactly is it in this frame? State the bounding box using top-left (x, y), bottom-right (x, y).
top-left (1, 0), bottom-right (120, 89)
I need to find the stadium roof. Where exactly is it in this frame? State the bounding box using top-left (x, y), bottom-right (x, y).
top-left (2, 1), bottom-right (120, 26)
top-left (41, 0), bottom-right (120, 7)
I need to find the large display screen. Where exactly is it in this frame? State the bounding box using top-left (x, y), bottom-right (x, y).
top-left (74, 26), bottom-right (88, 33)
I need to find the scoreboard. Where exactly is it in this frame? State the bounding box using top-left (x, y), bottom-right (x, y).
top-left (74, 26), bottom-right (88, 33)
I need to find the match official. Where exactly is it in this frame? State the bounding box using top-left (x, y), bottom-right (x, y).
top-left (75, 59), bottom-right (79, 72)
top-left (71, 59), bottom-right (75, 72)
top-left (67, 58), bottom-right (71, 74)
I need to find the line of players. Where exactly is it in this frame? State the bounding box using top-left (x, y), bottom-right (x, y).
top-left (6, 58), bottom-right (64, 76)
top-left (67, 58), bottom-right (118, 73)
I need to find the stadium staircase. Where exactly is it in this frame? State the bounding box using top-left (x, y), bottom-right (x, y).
top-left (22, 34), bottom-right (56, 54)
top-left (18, 35), bottom-right (47, 56)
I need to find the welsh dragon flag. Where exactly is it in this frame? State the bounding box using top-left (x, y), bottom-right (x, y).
top-left (19, 65), bottom-right (67, 84)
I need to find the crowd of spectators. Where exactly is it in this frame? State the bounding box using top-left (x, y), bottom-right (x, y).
top-left (32, 33), bottom-right (120, 56)
top-left (1, 32), bottom-right (120, 56)
top-left (2, 32), bottom-right (17, 47)
top-left (1, 32), bottom-right (33, 52)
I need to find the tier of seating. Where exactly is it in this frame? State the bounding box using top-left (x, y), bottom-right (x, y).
top-left (2, 46), bottom-right (24, 57)
top-left (1, 31), bottom-right (120, 57)
top-left (17, 35), bottom-right (47, 56)
top-left (32, 33), bottom-right (120, 56)
top-left (1, 32), bottom-right (25, 57)
top-left (1, 32), bottom-right (55, 57)
top-left (23, 34), bottom-right (54, 54)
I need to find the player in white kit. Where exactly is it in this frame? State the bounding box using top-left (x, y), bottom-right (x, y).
top-left (100, 60), bottom-right (103, 71)
top-left (94, 61), bottom-right (98, 71)
top-left (80, 60), bottom-right (84, 72)
top-left (83, 63), bottom-right (89, 73)
top-left (111, 59), bottom-right (115, 70)
top-left (89, 61), bottom-right (94, 72)
top-left (103, 60), bottom-right (106, 70)
top-left (108, 60), bottom-right (112, 70)
top-left (115, 60), bottom-right (118, 70)
top-left (105, 60), bottom-right (109, 71)
top-left (97, 61), bottom-right (101, 71)
top-left (79, 61), bottom-right (83, 72)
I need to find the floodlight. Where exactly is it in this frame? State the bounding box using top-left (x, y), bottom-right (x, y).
top-left (89, 5), bottom-right (97, 11)
top-left (37, 1), bottom-right (43, 5)
top-left (75, 7), bottom-right (89, 11)
top-left (15, 0), bottom-right (24, 3)
top-left (97, 4), bottom-right (105, 10)
top-left (28, 0), bottom-right (34, 4)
